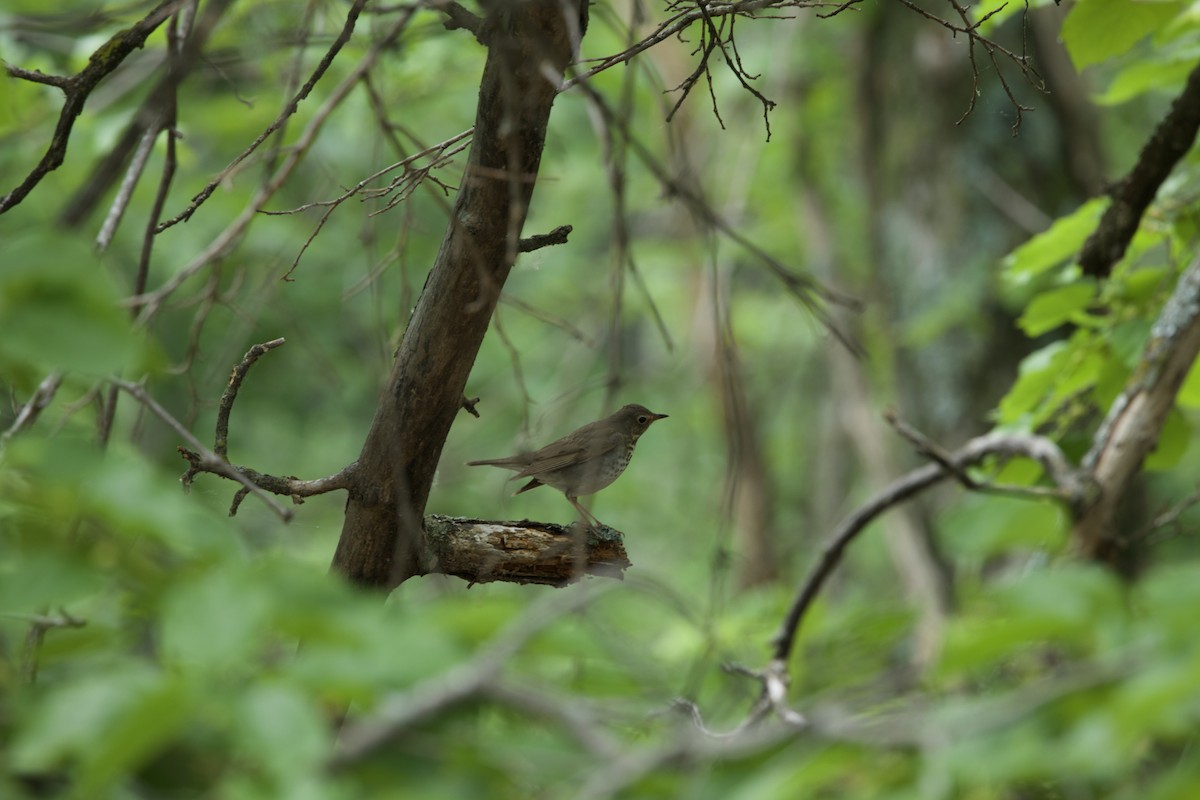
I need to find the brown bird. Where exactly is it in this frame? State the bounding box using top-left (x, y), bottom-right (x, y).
top-left (467, 403), bottom-right (668, 527)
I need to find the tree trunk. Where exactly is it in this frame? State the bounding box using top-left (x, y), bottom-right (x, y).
top-left (331, 0), bottom-right (583, 589)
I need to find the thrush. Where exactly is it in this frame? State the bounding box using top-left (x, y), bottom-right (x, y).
top-left (467, 403), bottom-right (668, 527)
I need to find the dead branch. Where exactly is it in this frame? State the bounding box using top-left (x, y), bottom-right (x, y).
top-left (576, 82), bottom-right (862, 353)
top-left (110, 378), bottom-right (295, 520)
top-left (214, 338), bottom-right (285, 458)
top-left (128, 8), bottom-right (417, 321)
top-left (425, 515), bottom-right (630, 586)
top-left (518, 224), bottom-right (574, 252)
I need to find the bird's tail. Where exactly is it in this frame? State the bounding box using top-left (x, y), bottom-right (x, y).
top-left (466, 458), bottom-right (518, 469)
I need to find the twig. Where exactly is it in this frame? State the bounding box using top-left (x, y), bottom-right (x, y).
top-left (0, 0), bottom-right (187, 213)
top-left (518, 224), bottom-right (573, 252)
top-left (215, 338), bottom-right (286, 458)
top-left (429, 0), bottom-right (485, 41)
top-left (129, 8), bottom-right (418, 321)
top-left (577, 81), bottom-right (862, 353)
top-left (109, 378), bottom-right (295, 521)
top-left (770, 430), bottom-right (1083, 670)
top-left (1, 372), bottom-right (63, 453)
top-left (155, 0), bottom-right (372, 232)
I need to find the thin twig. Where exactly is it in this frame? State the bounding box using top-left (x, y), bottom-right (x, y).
top-left (129, 8), bottom-right (418, 321)
top-left (215, 338), bottom-right (286, 458)
top-left (770, 430), bottom-right (1083, 670)
top-left (155, 0), bottom-right (372, 232)
top-left (1, 373), bottom-right (63, 453)
top-left (0, 0), bottom-right (187, 213)
top-left (110, 378), bottom-right (295, 521)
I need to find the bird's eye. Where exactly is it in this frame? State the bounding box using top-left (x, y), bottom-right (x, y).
top-left (637, 415), bottom-right (648, 424)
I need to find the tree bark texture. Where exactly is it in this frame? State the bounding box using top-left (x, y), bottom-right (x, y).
top-left (1077, 252), bottom-right (1200, 566)
top-left (425, 516), bottom-right (630, 586)
top-left (331, 0), bottom-right (582, 589)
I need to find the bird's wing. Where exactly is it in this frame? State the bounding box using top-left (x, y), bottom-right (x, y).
top-left (511, 427), bottom-right (621, 479)
top-left (510, 444), bottom-right (586, 478)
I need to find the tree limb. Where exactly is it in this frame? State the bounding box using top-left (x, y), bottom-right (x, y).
top-left (1079, 61), bottom-right (1200, 278)
top-left (770, 431), bottom-right (1083, 670)
top-left (1076, 251), bottom-right (1200, 562)
top-left (0, 0), bottom-right (188, 213)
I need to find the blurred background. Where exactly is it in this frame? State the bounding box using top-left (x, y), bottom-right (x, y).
top-left (3, 0), bottom-right (1199, 796)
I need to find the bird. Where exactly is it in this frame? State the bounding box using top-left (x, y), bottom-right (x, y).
top-left (467, 403), bottom-right (668, 527)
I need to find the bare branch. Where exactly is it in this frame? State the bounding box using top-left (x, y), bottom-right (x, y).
top-left (425, 515), bottom-right (631, 586)
top-left (771, 430), bottom-right (1083, 670)
top-left (518, 224), bottom-right (573, 252)
top-left (155, 0), bottom-right (372, 232)
top-left (109, 378), bottom-right (295, 521)
top-left (429, 0), bottom-right (486, 41)
top-left (577, 82), bottom-right (862, 353)
top-left (129, 9), bottom-right (418, 321)
top-left (0, 0), bottom-right (188, 213)
top-left (1, 372), bottom-right (63, 454)
top-left (214, 338), bottom-right (286, 458)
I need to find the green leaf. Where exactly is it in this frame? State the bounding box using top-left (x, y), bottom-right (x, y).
top-left (236, 683), bottom-right (330, 784)
top-left (1062, 0), bottom-right (1184, 71)
top-left (997, 341), bottom-right (1069, 424)
top-left (11, 663), bottom-right (188, 792)
top-left (1097, 51), bottom-right (1200, 104)
top-left (0, 231), bottom-right (142, 377)
top-left (940, 495), bottom-right (1069, 562)
top-left (1017, 281), bottom-right (1097, 336)
top-left (1002, 199), bottom-right (1106, 284)
top-left (160, 564), bottom-right (272, 671)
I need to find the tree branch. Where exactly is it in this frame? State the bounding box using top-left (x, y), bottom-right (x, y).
top-left (1080, 61), bottom-right (1200, 278)
top-left (330, 0), bottom-right (582, 590)
top-left (1076, 251), bottom-right (1200, 562)
top-left (0, 0), bottom-right (188, 213)
top-left (109, 378), bottom-right (296, 521)
top-left (425, 515), bottom-right (630, 585)
top-left (770, 430), bottom-right (1083, 670)
top-left (1, 372), bottom-right (62, 454)
top-left (154, 0), bottom-right (372, 232)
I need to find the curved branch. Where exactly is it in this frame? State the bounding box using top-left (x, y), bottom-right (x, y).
top-left (215, 338), bottom-right (286, 458)
top-left (770, 431), bottom-right (1083, 669)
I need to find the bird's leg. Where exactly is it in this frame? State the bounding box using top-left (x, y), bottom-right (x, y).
top-left (567, 495), bottom-right (602, 529)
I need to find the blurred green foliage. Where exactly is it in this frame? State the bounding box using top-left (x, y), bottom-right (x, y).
top-left (3, 0), bottom-right (1200, 797)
